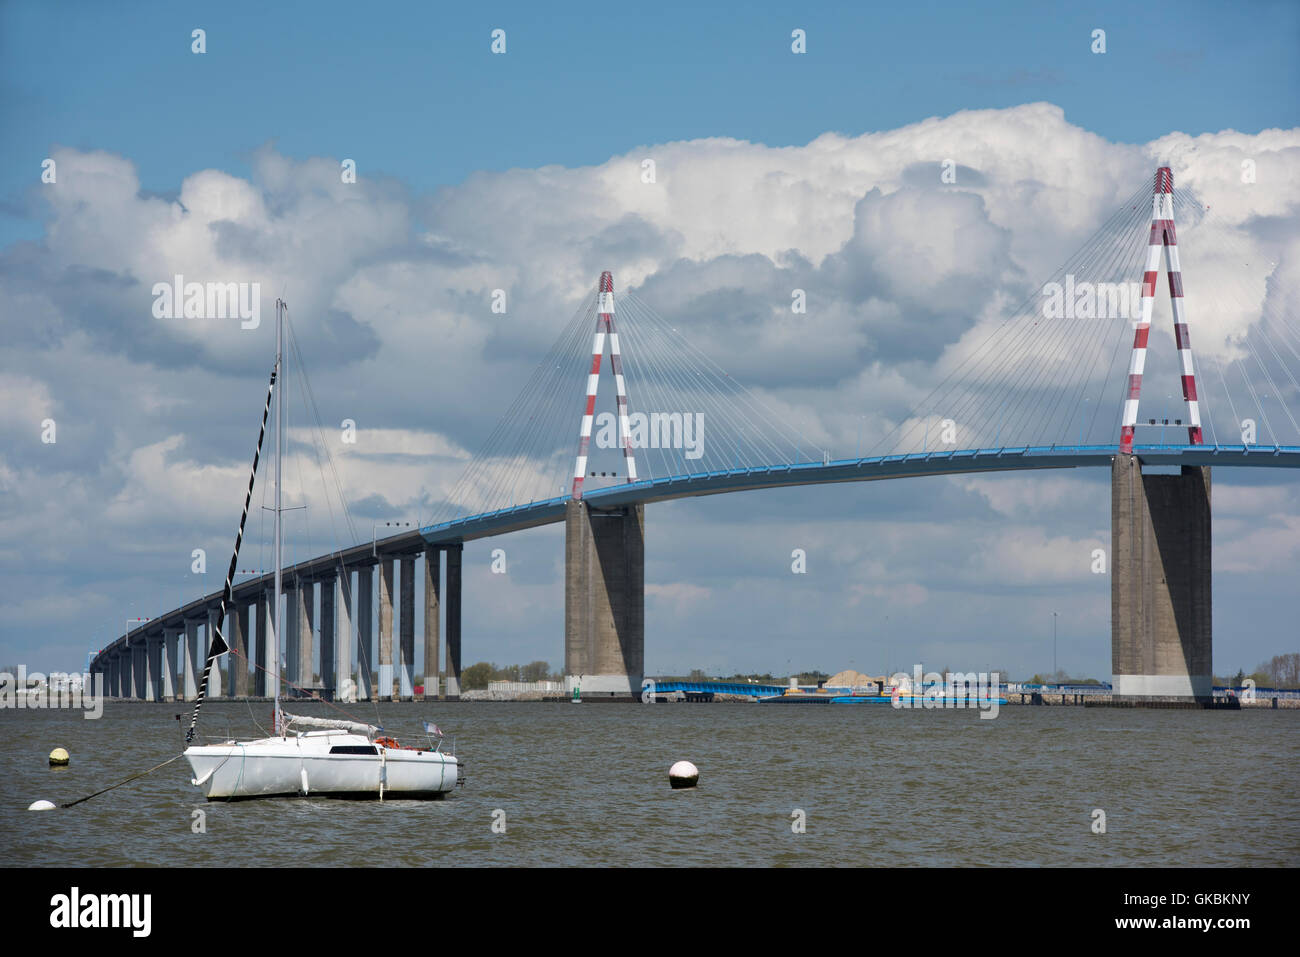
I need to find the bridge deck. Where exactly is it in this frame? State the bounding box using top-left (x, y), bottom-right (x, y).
top-left (92, 443), bottom-right (1300, 669)
top-left (421, 443), bottom-right (1300, 543)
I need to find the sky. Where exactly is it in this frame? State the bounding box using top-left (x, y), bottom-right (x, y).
top-left (1, 0), bottom-right (1298, 680)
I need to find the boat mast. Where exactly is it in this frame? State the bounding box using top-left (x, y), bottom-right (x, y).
top-left (273, 298), bottom-right (284, 735)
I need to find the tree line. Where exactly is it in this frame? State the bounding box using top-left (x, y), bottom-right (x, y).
top-left (460, 661), bottom-right (558, 690)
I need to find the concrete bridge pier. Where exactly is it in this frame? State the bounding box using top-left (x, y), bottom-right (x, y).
top-left (335, 571), bottom-right (353, 699)
top-left (1112, 454), bottom-right (1212, 703)
top-left (127, 639), bottom-right (141, 696)
top-left (231, 604), bottom-right (250, 698)
top-left (129, 643), bottom-right (143, 699)
top-left (378, 559), bottom-right (394, 700)
top-left (256, 591), bottom-right (269, 696)
top-left (446, 544), bottom-right (462, 700)
top-left (320, 573), bottom-right (335, 697)
top-left (119, 649), bottom-right (130, 699)
top-left (284, 580), bottom-right (299, 686)
top-left (183, 618), bottom-right (200, 700)
top-left (423, 547), bottom-right (441, 699)
top-left (297, 581), bottom-right (314, 692)
top-left (145, 634), bottom-right (162, 702)
top-left (160, 626), bottom-right (179, 701)
top-left (206, 607), bottom-right (223, 699)
top-left (564, 501), bottom-right (644, 695)
top-left (136, 641), bottom-right (148, 699)
top-left (357, 564), bottom-right (374, 701)
top-left (399, 556), bottom-right (415, 699)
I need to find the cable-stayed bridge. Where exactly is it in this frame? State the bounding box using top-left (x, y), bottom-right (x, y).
top-left (91, 167), bottom-right (1300, 706)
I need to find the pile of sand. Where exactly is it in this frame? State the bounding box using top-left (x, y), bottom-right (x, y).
top-left (825, 669), bottom-right (878, 689)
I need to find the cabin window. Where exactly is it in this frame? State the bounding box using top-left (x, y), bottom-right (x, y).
top-left (328, 745), bottom-right (378, 755)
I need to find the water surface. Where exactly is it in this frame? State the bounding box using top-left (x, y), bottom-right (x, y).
top-left (1, 701), bottom-right (1295, 867)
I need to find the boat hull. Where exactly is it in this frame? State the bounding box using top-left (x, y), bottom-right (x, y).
top-left (184, 731), bottom-right (459, 800)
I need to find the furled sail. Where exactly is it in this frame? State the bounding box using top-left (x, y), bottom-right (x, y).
top-left (283, 713), bottom-right (378, 735)
top-left (185, 362), bottom-right (278, 744)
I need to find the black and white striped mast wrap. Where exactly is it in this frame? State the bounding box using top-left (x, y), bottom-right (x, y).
top-left (184, 348), bottom-right (279, 744)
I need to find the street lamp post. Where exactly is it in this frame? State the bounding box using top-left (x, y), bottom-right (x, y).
top-left (373, 521), bottom-right (414, 557)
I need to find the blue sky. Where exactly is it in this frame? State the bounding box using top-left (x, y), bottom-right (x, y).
top-left (2, 1), bottom-right (1298, 680)
top-left (3, 0), bottom-right (1297, 246)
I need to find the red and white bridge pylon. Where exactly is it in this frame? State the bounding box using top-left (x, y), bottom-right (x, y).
top-left (1119, 166), bottom-right (1204, 454)
top-left (571, 271), bottom-right (638, 500)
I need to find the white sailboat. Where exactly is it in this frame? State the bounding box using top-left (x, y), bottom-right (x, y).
top-left (184, 719), bottom-right (461, 800)
top-left (182, 298), bottom-right (461, 800)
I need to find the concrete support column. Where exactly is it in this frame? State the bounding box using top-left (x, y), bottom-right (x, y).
top-left (446, 545), bottom-right (462, 700)
top-left (145, 634), bottom-right (162, 702)
top-left (232, 604), bottom-right (250, 698)
top-left (206, 607), bottom-right (223, 699)
top-left (1112, 455), bottom-right (1212, 702)
top-left (298, 580), bottom-right (314, 689)
top-left (400, 556), bottom-right (415, 699)
top-left (423, 547), bottom-right (441, 700)
top-left (258, 590), bottom-right (273, 697)
top-left (378, 559), bottom-right (394, 700)
top-left (320, 573), bottom-right (336, 696)
top-left (336, 570), bottom-right (354, 700)
top-left (129, 642), bottom-right (144, 700)
top-left (357, 565), bottom-right (374, 701)
top-left (183, 619), bottom-right (200, 700)
top-left (161, 627), bottom-right (179, 701)
top-left (137, 641), bottom-right (149, 700)
top-left (284, 580), bottom-right (300, 686)
top-left (564, 501), bottom-right (644, 694)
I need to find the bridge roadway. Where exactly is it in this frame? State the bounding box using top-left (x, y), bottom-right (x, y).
top-left (90, 442), bottom-right (1300, 678)
top-left (423, 443), bottom-right (1300, 541)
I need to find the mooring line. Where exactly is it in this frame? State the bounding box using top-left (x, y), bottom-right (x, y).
top-left (58, 753), bottom-right (187, 809)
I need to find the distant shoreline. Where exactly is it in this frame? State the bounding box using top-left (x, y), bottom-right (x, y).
top-left (78, 692), bottom-right (1298, 708)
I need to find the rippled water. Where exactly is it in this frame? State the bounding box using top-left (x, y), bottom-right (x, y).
top-left (1, 701), bottom-right (1296, 867)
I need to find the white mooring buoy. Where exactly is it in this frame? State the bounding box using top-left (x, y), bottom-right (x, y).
top-left (669, 760), bottom-right (699, 789)
top-left (28, 800), bottom-right (56, 811)
top-left (49, 747), bottom-right (70, 766)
